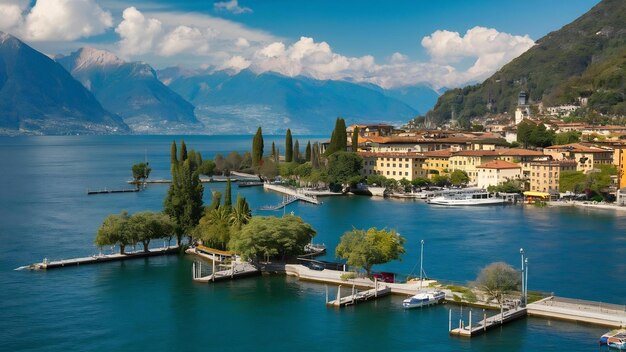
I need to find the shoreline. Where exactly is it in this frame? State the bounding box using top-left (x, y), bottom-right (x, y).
top-left (549, 200), bottom-right (626, 213)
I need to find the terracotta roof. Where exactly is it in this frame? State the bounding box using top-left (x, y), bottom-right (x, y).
top-left (476, 160), bottom-right (521, 169)
top-left (545, 143), bottom-right (611, 153)
top-left (495, 148), bottom-right (545, 157)
top-left (357, 151), bottom-right (426, 159)
top-left (452, 150), bottom-right (499, 157)
top-left (422, 149), bottom-right (454, 158)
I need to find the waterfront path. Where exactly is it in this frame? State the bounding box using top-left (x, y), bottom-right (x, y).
top-left (549, 200), bottom-right (626, 212)
top-left (528, 296), bottom-right (626, 327)
top-left (263, 184), bottom-right (321, 205)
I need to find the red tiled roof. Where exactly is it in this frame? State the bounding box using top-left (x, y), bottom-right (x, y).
top-left (495, 148), bottom-right (545, 157)
top-left (545, 143), bottom-right (611, 153)
top-left (477, 160), bottom-right (521, 169)
top-left (357, 151), bottom-right (426, 159)
top-left (422, 149), bottom-right (454, 158)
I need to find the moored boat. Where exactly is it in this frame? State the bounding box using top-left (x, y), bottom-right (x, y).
top-left (600, 329), bottom-right (626, 350)
top-left (402, 290), bottom-right (446, 309)
top-left (238, 181), bottom-right (264, 187)
top-left (427, 189), bottom-right (506, 206)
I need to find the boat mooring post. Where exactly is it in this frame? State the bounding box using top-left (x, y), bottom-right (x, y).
top-left (483, 309), bottom-right (487, 331)
top-left (469, 310), bottom-right (472, 330)
top-left (336, 285), bottom-right (341, 307)
top-left (192, 262), bottom-right (196, 279)
top-left (212, 260), bottom-right (216, 282)
top-left (448, 309), bottom-right (452, 331)
top-left (374, 277), bottom-right (378, 297)
top-left (325, 285), bottom-right (328, 304)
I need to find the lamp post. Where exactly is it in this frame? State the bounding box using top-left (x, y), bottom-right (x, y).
top-left (419, 240), bottom-right (424, 289)
top-left (525, 258), bottom-right (529, 306)
top-left (519, 248), bottom-right (526, 307)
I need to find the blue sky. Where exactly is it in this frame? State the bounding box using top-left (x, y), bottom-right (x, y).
top-left (0, 0), bottom-right (600, 89)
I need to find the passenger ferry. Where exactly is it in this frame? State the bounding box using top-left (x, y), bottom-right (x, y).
top-left (427, 189), bottom-right (506, 206)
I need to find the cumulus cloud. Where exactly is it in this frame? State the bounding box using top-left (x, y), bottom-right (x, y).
top-left (6, 0), bottom-right (113, 41)
top-left (115, 7), bottom-right (163, 57)
top-left (214, 0), bottom-right (252, 15)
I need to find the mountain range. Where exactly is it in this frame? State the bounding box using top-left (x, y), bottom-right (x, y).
top-left (161, 68), bottom-right (438, 134)
top-left (424, 0), bottom-right (626, 126)
top-left (0, 31), bottom-right (440, 135)
top-left (56, 48), bottom-right (200, 134)
top-left (0, 32), bottom-right (128, 135)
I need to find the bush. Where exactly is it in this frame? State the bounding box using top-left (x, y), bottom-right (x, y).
top-left (340, 272), bottom-right (357, 281)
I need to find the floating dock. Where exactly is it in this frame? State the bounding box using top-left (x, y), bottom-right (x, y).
top-left (326, 283), bottom-right (392, 307)
top-left (19, 246), bottom-right (179, 270)
top-left (527, 296), bottom-right (626, 328)
top-left (449, 307), bottom-right (528, 337)
top-left (192, 260), bottom-right (260, 283)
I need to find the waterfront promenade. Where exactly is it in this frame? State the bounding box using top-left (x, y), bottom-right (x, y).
top-left (528, 296), bottom-right (626, 327)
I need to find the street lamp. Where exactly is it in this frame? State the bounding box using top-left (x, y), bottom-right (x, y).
top-left (519, 248), bottom-right (526, 307)
top-left (525, 258), bottom-right (529, 306)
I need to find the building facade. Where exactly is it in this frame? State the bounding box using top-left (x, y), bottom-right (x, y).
top-left (544, 143), bottom-right (614, 173)
top-left (359, 152), bottom-right (428, 181)
top-left (476, 160), bottom-right (522, 189)
top-left (529, 160), bottom-right (577, 194)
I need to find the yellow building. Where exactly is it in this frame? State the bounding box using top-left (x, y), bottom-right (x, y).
top-left (448, 150), bottom-right (500, 184)
top-left (618, 146), bottom-right (626, 189)
top-left (529, 160), bottom-right (577, 193)
top-left (358, 152), bottom-right (427, 181)
top-left (543, 143), bottom-right (613, 173)
top-left (422, 149), bottom-right (453, 178)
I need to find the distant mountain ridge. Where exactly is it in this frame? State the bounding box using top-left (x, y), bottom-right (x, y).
top-left (0, 32), bottom-right (129, 135)
top-left (162, 68), bottom-right (438, 134)
top-left (57, 48), bottom-right (200, 133)
top-left (424, 0), bottom-right (626, 126)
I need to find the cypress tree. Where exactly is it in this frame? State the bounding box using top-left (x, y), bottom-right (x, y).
top-left (352, 126), bottom-right (360, 152)
top-left (252, 127), bottom-right (264, 168)
top-left (285, 128), bottom-right (293, 162)
top-left (271, 142), bottom-right (276, 159)
top-left (275, 147), bottom-right (280, 163)
top-left (311, 142), bottom-right (320, 169)
top-left (326, 117), bottom-right (347, 156)
top-left (294, 140), bottom-right (300, 163)
top-left (170, 141), bottom-right (178, 165)
top-left (224, 178), bottom-right (232, 209)
top-left (305, 141), bottom-right (311, 162)
top-left (180, 140), bottom-right (188, 161)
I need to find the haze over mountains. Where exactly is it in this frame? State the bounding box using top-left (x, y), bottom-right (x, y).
top-left (0, 30), bottom-right (441, 135)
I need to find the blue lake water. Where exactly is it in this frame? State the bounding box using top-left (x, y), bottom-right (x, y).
top-left (0, 135), bottom-right (625, 351)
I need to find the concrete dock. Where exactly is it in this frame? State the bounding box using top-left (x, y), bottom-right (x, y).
top-left (263, 184), bottom-right (321, 205)
top-left (192, 260), bottom-right (260, 283)
top-left (20, 246), bottom-right (179, 270)
top-left (326, 284), bottom-right (392, 307)
top-left (528, 296), bottom-right (626, 328)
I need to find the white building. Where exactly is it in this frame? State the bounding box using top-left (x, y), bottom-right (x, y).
top-left (476, 160), bottom-right (522, 189)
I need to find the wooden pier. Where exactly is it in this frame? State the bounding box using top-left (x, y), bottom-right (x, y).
top-left (192, 260), bottom-right (260, 283)
top-left (326, 281), bottom-right (391, 307)
top-left (263, 184), bottom-right (320, 205)
top-left (19, 246), bottom-right (179, 270)
top-left (87, 188), bottom-right (140, 195)
top-left (449, 307), bottom-right (528, 337)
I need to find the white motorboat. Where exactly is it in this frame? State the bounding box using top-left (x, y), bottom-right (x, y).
top-left (427, 189), bottom-right (506, 206)
top-left (402, 290), bottom-right (446, 309)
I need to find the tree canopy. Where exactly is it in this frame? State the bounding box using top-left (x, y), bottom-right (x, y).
top-left (471, 262), bottom-right (520, 304)
top-left (131, 162), bottom-right (151, 183)
top-left (285, 128), bottom-right (293, 162)
top-left (335, 227), bottom-right (406, 276)
top-left (230, 215), bottom-right (316, 261)
top-left (450, 170), bottom-right (469, 186)
top-left (252, 127), bottom-right (264, 168)
top-left (327, 151), bottom-right (363, 185)
top-left (325, 117), bottom-right (347, 155)
top-left (95, 211), bottom-right (174, 254)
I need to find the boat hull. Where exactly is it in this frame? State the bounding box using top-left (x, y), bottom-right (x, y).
top-left (427, 198), bottom-right (507, 206)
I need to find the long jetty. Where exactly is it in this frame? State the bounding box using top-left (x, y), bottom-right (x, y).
top-left (326, 281), bottom-right (392, 307)
top-left (263, 184), bottom-right (320, 205)
top-left (527, 296), bottom-right (626, 327)
top-left (87, 188), bottom-right (140, 195)
top-left (449, 307), bottom-right (528, 337)
top-left (19, 246), bottom-right (179, 270)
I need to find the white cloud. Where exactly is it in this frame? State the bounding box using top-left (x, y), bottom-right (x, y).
top-left (0, 0), bottom-right (28, 33)
top-left (218, 55), bottom-right (251, 71)
top-left (158, 25), bottom-right (214, 56)
top-left (214, 0), bottom-right (252, 15)
top-left (15, 0), bottom-right (113, 41)
top-left (115, 7), bottom-right (163, 57)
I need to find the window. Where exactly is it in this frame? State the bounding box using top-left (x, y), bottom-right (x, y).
top-left (405, 172), bottom-right (408, 176)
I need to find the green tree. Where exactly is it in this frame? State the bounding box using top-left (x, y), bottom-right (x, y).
top-left (471, 262), bottom-right (521, 304)
top-left (327, 151), bottom-right (363, 185)
top-left (554, 131), bottom-right (581, 145)
top-left (210, 191), bottom-right (222, 210)
top-left (335, 227), bottom-right (406, 276)
top-left (293, 140), bottom-right (300, 163)
top-left (180, 140), bottom-right (188, 162)
top-left (252, 127), bottom-right (264, 168)
top-left (559, 171), bottom-right (587, 193)
top-left (432, 174), bottom-right (451, 187)
top-left (170, 141), bottom-right (177, 165)
top-left (352, 126), bottom-right (359, 151)
top-left (411, 177), bottom-right (431, 188)
top-left (226, 151), bottom-right (243, 171)
top-left (128, 212), bottom-right (174, 252)
top-left (194, 207), bottom-right (232, 250)
top-left (529, 124), bottom-right (555, 148)
top-left (450, 170), bottom-right (470, 186)
top-left (399, 178), bottom-right (412, 192)
top-left (516, 121), bottom-right (534, 148)
top-left (271, 142), bottom-right (277, 160)
top-left (325, 117), bottom-right (347, 155)
top-left (164, 146), bottom-right (204, 245)
top-left (487, 180), bottom-right (524, 193)
top-left (132, 162), bottom-right (151, 183)
top-left (285, 128), bottom-right (293, 162)
top-left (311, 143), bottom-right (321, 169)
top-left (229, 195), bottom-right (251, 230)
top-left (198, 160), bottom-right (216, 176)
top-left (95, 211), bottom-right (132, 254)
top-left (224, 178), bottom-right (232, 209)
top-left (305, 141), bottom-right (311, 162)
top-left (259, 157), bottom-right (279, 178)
top-left (231, 215), bottom-right (316, 261)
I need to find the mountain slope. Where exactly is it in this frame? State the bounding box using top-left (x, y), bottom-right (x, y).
top-left (0, 32), bottom-right (128, 135)
top-left (164, 69), bottom-right (424, 134)
top-left (425, 0), bottom-right (626, 126)
top-left (57, 48), bottom-right (200, 133)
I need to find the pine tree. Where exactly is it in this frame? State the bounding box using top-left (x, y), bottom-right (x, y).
top-left (285, 128), bottom-right (293, 162)
top-left (294, 140), bottom-right (300, 163)
top-left (352, 126), bottom-right (360, 152)
top-left (252, 127), bottom-right (264, 168)
top-left (170, 141), bottom-right (178, 165)
top-left (224, 178), bottom-right (232, 209)
top-left (180, 140), bottom-right (188, 161)
top-left (305, 141), bottom-right (311, 162)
